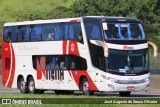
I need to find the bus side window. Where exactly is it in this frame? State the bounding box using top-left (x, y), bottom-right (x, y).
top-left (11, 26), bottom-right (18, 42)
top-left (70, 55), bottom-right (87, 70)
top-left (49, 57), bottom-right (56, 70)
top-left (95, 55), bottom-right (105, 71)
top-left (30, 25), bottom-right (42, 41)
top-left (24, 26), bottom-right (30, 41)
top-left (17, 26), bottom-right (22, 42)
top-left (85, 24), bottom-right (93, 40)
top-left (18, 25), bottom-right (30, 42)
top-left (5, 26), bottom-right (18, 42)
top-left (55, 24), bottom-right (62, 40)
top-left (68, 24), bottom-right (74, 40)
top-left (4, 27), bottom-right (9, 42)
top-left (18, 26), bottom-right (27, 42)
top-left (43, 24), bottom-right (55, 41)
top-left (91, 25), bottom-right (101, 40)
top-left (63, 23), bottom-right (69, 40)
top-left (63, 22), bottom-right (77, 40)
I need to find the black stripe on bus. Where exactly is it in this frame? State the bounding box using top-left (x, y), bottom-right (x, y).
top-left (105, 40), bottom-right (147, 45)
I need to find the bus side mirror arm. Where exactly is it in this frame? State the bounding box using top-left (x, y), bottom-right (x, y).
top-left (96, 41), bottom-right (109, 57)
top-left (148, 41), bottom-right (158, 57)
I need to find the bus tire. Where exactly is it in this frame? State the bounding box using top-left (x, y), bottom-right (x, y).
top-left (81, 78), bottom-right (94, 95)
top-left (119, 92), bottom-right (131, 97)
top-left (28, 77), bottom-right (38, 94)
top-left (18, 77), bottom-right (28, 94)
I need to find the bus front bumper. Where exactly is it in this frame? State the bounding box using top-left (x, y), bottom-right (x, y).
top-left (100, 80), bottom-right (150, 92)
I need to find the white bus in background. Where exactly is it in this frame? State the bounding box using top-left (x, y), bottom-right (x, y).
top-left (2, 16), bottom-right (158, 96)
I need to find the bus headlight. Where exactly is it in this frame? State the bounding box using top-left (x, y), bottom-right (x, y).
top-left (142, 77), bottom-right (150, 82)
top-left (101, 75), bottom-right (118, 82)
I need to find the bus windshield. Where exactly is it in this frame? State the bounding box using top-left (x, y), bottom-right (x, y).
top-left (106, 49), bottom-right (149, 75)
top-left (103, 23), bottom-right (146, 40)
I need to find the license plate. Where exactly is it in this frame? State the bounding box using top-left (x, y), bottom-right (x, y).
top-left (127, 86), bottom-right (135, 90)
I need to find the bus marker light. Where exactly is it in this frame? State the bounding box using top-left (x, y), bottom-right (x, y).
top-left (5, 48), bottom-right (8, 51)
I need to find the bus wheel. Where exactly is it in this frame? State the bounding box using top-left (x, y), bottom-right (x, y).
top-left (81, 78), bottom-right (94, 95)
top-left (119, 92), bottom-right (131, 97)
top-left (19, 78), bottom-right (28, 94)
top-left (28, 77), bottom-right (37, 94)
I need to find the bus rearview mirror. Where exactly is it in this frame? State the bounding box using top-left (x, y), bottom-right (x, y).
top-left (148, 41), bottom-right (158, 57)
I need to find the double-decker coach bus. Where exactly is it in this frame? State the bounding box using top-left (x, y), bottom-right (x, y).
top-left (2, 16), bottom-right (158, 96)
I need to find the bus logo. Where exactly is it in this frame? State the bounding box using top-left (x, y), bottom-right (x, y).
top-left (71, 43), bottom-right (75, 52)
top-left (123, 45), bottom-right (134, 50)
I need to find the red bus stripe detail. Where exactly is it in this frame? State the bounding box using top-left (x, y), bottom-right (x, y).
top-left (36, 58), bottom-right (41, 79)
top-left (41, 57), bottom-right (46, 77)
top-left (37, 70), bottom-right (42, 79)
top-left (68, 40), bottom-right (80, 56)
top-left (2, 41), bottom-right (11, 86)
top-left (70, 70), bottom-right (98, 91)
top-left (70, 19), bottom-right (79, 22)
top-left (7, 43), bottom-right (16, 88)
top-left (63, 40), bottom-right (67, 55)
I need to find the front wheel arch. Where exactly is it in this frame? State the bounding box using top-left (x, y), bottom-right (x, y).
top-left (80, 77), bottom-right (94, 95)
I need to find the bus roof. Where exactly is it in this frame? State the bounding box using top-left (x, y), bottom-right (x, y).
top-left (4, 16), bottom-right (139, 26)
top-left (83, 16), bottom-right (139, 22)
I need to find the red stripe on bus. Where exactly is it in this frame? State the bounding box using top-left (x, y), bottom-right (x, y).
top-left (71, 70), bottom-right (98, 91)
top-left (2, 41), bottom-right (11, 86)
top-left (7, 43), bottom-right (16, 88)
top-left (63, 40), bottom-right (67, 55)
top-left (36, 57), bottom-right (46, 79)
top-left (68, 40), bottom-right (80, 56)
top-left (70, 19), bottom-right (80, 22)
top-left (37, 70), bottom-right (42, 79)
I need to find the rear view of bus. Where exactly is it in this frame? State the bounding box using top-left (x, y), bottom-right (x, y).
top-left (83, 17), bottom-right (157, 96)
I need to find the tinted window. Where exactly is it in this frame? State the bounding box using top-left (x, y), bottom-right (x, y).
top-left (103, 23), bottom-right (146, 40)
top-left (4, 27), bottom-right (8, 42)
top-left (63, 22), bottom-right (81, 40)
top-left (33, 55), bottom-right (87, 70)
top-left (84, 19), bottom-right (102, 40)
top-left (30, 25), bottom-right (42, 41)
top-left (3, 22), bottom-right (83, 42)
top-left (18, 26), bottom-right (30, 42)
top-left (4, 26), bottom-right (18, 42)
top-left (43, 24), bottom-right (56, 41)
